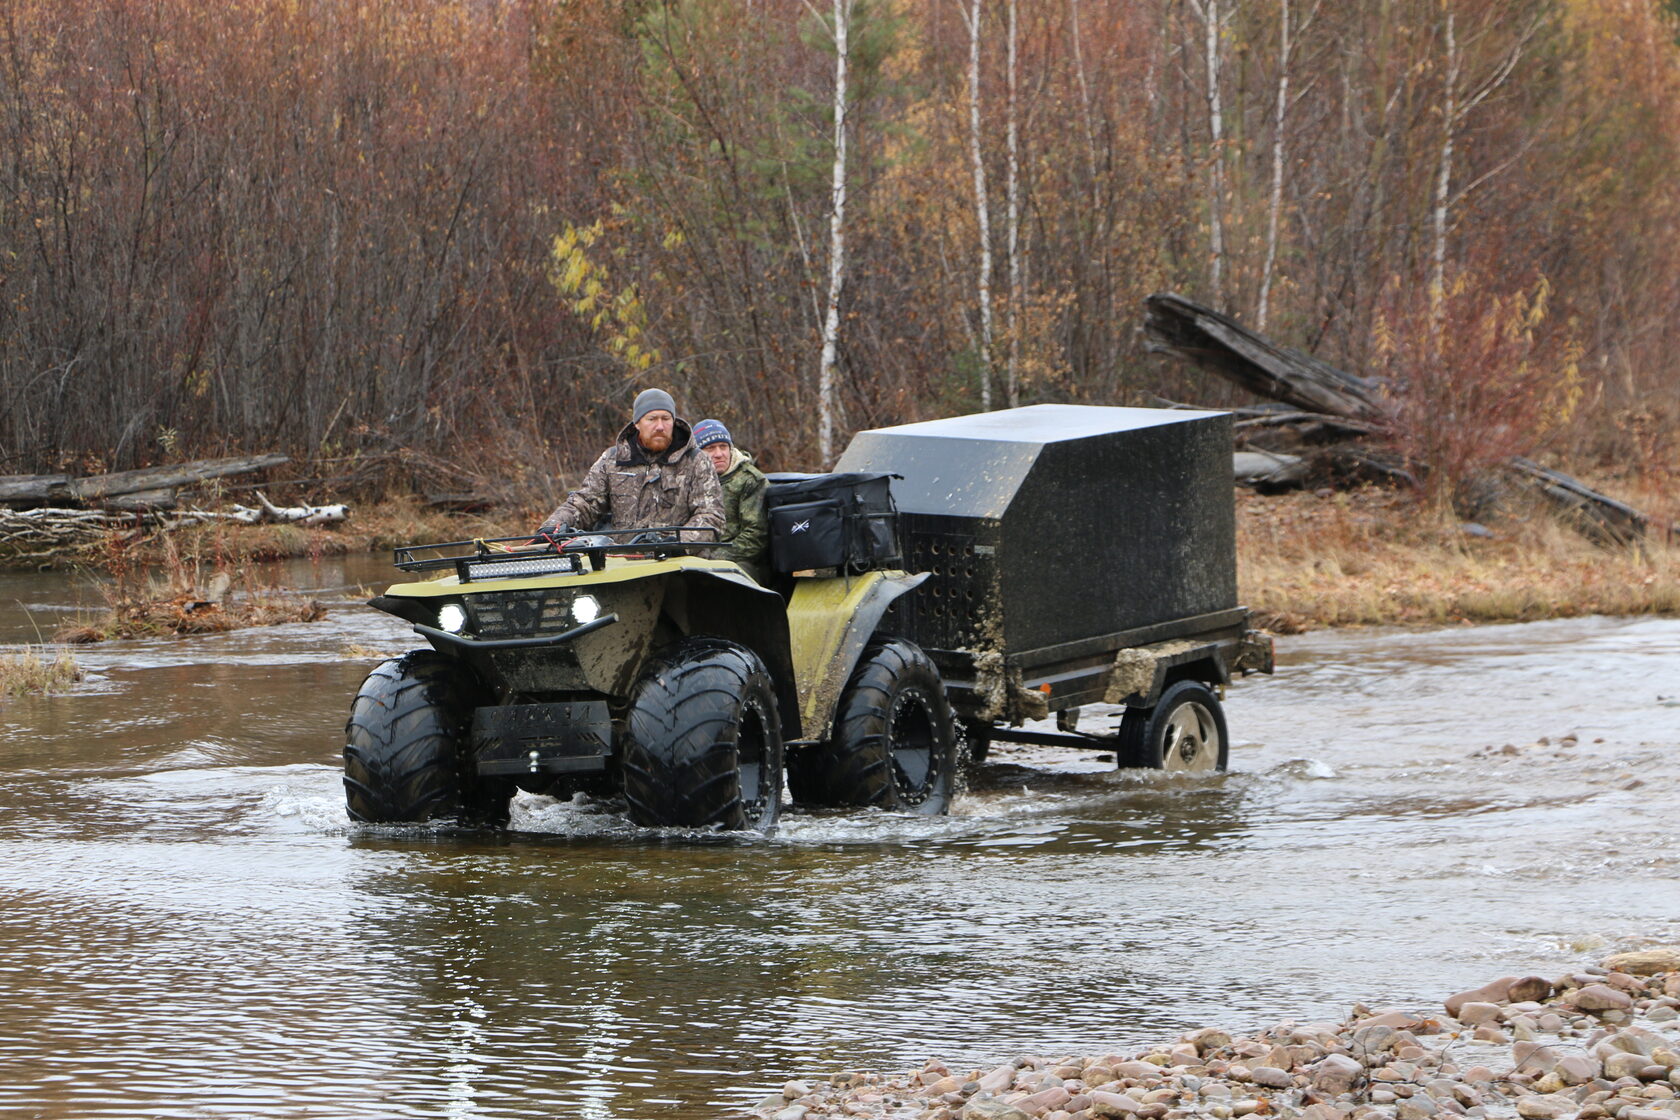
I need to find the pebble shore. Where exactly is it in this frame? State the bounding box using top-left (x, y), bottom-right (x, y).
top-left (752, 949), bottom-right (1680, 1120)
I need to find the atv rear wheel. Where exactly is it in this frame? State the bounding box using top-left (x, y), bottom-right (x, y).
top-left (790, 639), bottom-right (957, 814)
top-left (344, 651), bottom-right (511, 826)
top-left (1116, 680), bottom-right (1229, 773)
top-left (620, 638), bottom-right (785, 831)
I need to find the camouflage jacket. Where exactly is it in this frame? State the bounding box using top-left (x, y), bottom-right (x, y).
top-left (541, 419), bottom-right (725, 544)
top-left (717, 448), bottom-right (770, 583)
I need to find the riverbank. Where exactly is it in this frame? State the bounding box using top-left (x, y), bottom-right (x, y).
top-left (1236, 486), bottom-right (1679, 633)
top-left (9, 478), bottom-right (1677, 634)
top-left (755, 951), bottom-right (1680, 1120)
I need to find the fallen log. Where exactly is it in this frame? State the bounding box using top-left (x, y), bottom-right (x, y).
top-left (0, 454), bottom-right (290, 509)
top-left (0, 474), bottom-right (72, 505)
top-left (1505, 458), bottom-right (1670, 547)
top-left (67, 454), bottom-right (290, 503)
top-left (1143, 292), bottom-right (1389, 422)
top-left (1233, 450), bottom-right (1308, 490)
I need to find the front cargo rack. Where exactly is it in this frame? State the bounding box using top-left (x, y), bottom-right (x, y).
top-left (393, 527), bottom-right (722, 583)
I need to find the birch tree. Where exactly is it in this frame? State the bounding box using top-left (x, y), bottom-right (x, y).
top-left (811, 0), bottom-right (854, 465)
top-left (1004, 0), bottom-right (1022, 408)
top-left (962, 0), bottom-right (995, 410)
top-left (1186, 0), bottom-right (1231, 311)
top-left (1429, 4), bottom-right (1541, 339)
top-left (1257, 0), bottom-right (1319, 332)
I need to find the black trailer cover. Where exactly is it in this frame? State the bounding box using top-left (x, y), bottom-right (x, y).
top-left (834, 404), bottom-right (1235, 658)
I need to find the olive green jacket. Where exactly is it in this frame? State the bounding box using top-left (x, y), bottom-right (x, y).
top-left (717, 448), bottom-right (770, 583)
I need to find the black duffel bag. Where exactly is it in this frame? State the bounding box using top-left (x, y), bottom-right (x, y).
top-left (764, 471), bottom-right (901, 574)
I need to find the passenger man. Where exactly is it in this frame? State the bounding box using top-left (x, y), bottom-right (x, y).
top-left (537, 388), bottom-right (725, 544)
top-left (691, 418), bottom-right (770, 584)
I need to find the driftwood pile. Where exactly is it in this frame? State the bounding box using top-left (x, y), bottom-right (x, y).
top-left (0, 455), bottom-right (348, 563)
top-left (1142, 292), bottom-right (1672, 546)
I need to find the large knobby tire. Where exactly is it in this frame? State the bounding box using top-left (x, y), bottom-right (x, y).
top-left (1116, 679), bottom-right (1229, 773)
top-left (343, 651), bottom-right (510, 826)
top-left (620, 638), bottom-right (785, 831)
top-left (790, 639), bottom-right (957, 815)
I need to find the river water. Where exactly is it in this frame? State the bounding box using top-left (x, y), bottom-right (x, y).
top-left (1, 554), bottom-right (1676, 1119)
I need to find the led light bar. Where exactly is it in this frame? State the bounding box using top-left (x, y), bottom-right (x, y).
top-left (462, 555), bottom-right (583, 582)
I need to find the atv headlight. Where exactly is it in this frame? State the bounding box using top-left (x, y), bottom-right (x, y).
top-left (570, 595), bottom-right (601, 625)
top-left (438, 602), bottom-right (468, 633)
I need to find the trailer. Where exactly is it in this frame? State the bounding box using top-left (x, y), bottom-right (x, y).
top-left (834, 403), bottom-right (1273, 770)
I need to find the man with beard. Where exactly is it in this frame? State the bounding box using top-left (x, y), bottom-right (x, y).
top-left (537, 388), bottom-right (725, 544)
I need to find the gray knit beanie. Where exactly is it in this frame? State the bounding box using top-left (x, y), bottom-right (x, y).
top-left (631, 388), bottom-right (677, 423)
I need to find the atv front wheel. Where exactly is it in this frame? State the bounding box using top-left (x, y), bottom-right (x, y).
top-left (620, 638), bottom-right (785, 830)
top-left (343, 651), bottom-right (510, 826)
top-left (790, 638), bottom-right (957, 814)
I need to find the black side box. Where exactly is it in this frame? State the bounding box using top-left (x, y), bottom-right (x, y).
top-left (765, 472), bottom-right (901, 573)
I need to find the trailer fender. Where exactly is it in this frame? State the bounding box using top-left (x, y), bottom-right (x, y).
top-left (786, 570), bottom-right (930, 742)
top-left (1102, 638), bottom-right (1233, 709)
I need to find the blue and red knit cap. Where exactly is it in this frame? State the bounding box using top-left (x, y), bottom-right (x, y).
top-left (692, 418), bottom-right (732, 449)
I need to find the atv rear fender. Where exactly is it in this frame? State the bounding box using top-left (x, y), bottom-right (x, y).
top-left (785, 570), bottom-right (930, 742)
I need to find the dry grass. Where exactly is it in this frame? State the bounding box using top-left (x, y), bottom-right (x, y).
top-left (0, 646), bottom-right (83, 698)
top-left (1238, 485), bottom-right (1680, 632)
top-left (55, 534), bottom-right (330, 643)
top-left (71, 492), bottom-right (513, 569)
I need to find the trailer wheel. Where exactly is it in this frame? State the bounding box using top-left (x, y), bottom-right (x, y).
top-left (791, 639), bottom-right (957, 814)
top-left (344, 651), bottom-right (511, 826)
top-left (620, 638), bottom-right (784, 831)
top-left (1116, 680), bottom-right (1229, 773)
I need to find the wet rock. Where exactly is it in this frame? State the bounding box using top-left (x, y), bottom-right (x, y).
top-left (1350, 1025), bottom-right (1399, 1057)
top-left (1395, 1093), bottom-right (1439, 1120)
top-left (1554, 1056), bottom-right (1603, 1086)
top-left (1649, 1006), bottom-right (1678, 1023)
top-left (1447, 979), bottom-right (1519, 1018)
top-left (1299, 1105), bottom-right (1350, 1120)
top-left (1113, 1062), bottom-right (1165, 1082)
top-left (1514, 1093), bottom-right (1578, 1119)
top-left (1194, 1031), bottom-right (1235, 1055)
top-left (1309, 1054), bottom-right (1365, 1095)
top-left (772, 1106), bottom-right (809, 1120)
top-left (1509, 977), bottom-right (1557, 1003)
top-left (1603, 951), bottom-right (1680, 976)
top-left (1251, 1068), bottom-right (1293, 1090)
top-left (1597, 1028), bottom-right (1668, 1060)
top-left (980, 1065), bottom-right (1021, 1094)
top-left (1361, 1011), bottom-right (1428, 1030)
top-left (1019, 1087), bottom-right (1074, 1114)
top-left (1603, 1053), bottom-right (1653, 1080)
top-left (1458, 1002), bottom-right (1502, 1026)
top-left (1175, 1046), bottom-right (1206, 1067)
top-left (1473, 1024), bottom-right (1508, 1043)
top-left (1088, 1090), bottom-right (1146, 1117)
top-left (784, 1081), bottom-right (812, 1100)
top-left (961, 1098), bottom-right (1034, 1120)
top-left (1569, 986), bottom-right (1634, 1013)
top-left (1513, 1043), bottom-right (1564, 1073)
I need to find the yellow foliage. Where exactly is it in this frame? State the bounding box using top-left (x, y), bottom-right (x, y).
top-left (549, 219), bottom-right (662, 373)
